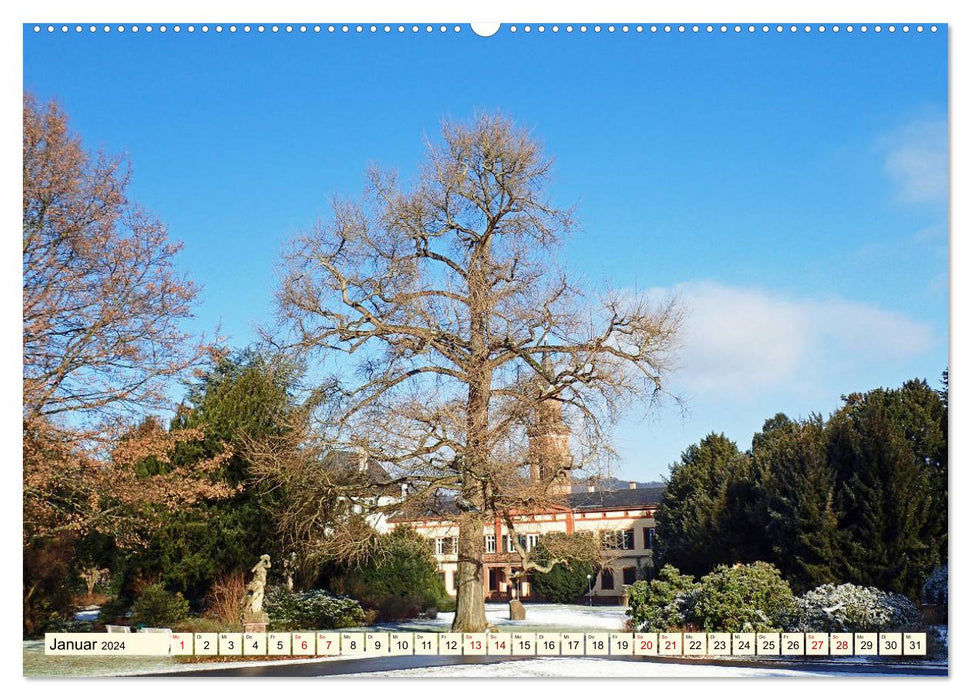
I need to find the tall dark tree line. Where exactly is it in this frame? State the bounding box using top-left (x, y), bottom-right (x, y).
top-left (655, 375), bottom-right (948, 600)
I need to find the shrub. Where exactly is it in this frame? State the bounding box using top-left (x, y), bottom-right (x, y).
top-left (97, 596), bottom-right (133, 626)
top-left (627, 564), bottom-right (699, 632)
top-left (171, 617), bottom-right (229, 634)
top-left (202, 572), bottom-right (247, 625)
top-left (785, 583), bottom-right (922, 632)
top-left (130, 584), bottom-right (191, 628)
top-left (929, 625), bottom-right (948, 659)
top-left (264, 588), bottom-right (366, 629)
top-left (74, 592), bottom-right (111, 607)
top-left (691, 562), bottom-right (796, 632)
top-left (530, 562), bottom-right (594, 604)
top-left (529, 532), bottom-right (600, 604)
top-left (693, 561), bottom-right (796, 632)
top-left (334, 526), bottom-right (450, 620)
top-left (41, 616), bottom-right (95, 634)
top-left (374, 595), bottom-right (423, 621)
top-left (23, 534), bottom-right (77, 636)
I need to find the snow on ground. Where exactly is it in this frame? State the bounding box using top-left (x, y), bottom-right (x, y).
top-left (930, 624), bottom-right (948, 656)
top-left (29, 604), bottom-right (626, 676)
top-left (23, 639), bottom-right (373, 677)
top-left (376, 603), bottom-right (628, 632)
top-left (31, 604), bottom-right (945, 677)
top-left (346, 657), bottom-right (828, 678)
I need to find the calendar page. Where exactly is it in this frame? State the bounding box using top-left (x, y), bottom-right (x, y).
top-left (21, 3), bottom-right (949, 685)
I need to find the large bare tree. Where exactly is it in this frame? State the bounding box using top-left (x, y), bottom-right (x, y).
top-left (23, 93), bottom-right (207, 436)
top-left (22, 91), bottom-right (225, 536)
top-left (22, 95), bottom-right (230, 631)
top-left (273, 113), bottom-right (681, 631)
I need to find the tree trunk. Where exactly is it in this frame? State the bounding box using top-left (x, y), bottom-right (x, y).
top-left (451, 239), bottom-right (492, 633)
top-left (24, 583), bottom-right (39, 637)
top-left (452, 360), bottom-right (489, 632)
top-left (452, 512), bottom-right (489, 631)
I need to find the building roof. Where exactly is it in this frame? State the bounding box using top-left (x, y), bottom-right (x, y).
top-left (323, 450), bottom-right (399, 497)
top-left (391, 485), bottom-right (665, 522)
top-left (388, 491), bottom-right (461, 521)
top-left (567, 486), bottom-right (665, 511)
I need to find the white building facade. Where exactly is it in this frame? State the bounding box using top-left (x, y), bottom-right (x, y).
top-left (392, 485), bottom-right (661, 604)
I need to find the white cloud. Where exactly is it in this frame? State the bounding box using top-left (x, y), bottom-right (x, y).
top-left (882, 118), bottom-right (947, 204)
top-left (653, 281), bottom-right (935, 397)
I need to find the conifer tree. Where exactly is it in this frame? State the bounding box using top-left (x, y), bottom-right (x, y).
top-left (655, 433), bottom-right (753, 575)
top-left (752, 414), bottom-right (842, 591)
top-left (828, 389), bottom-right (940, 599)
top-left (132, 350), bottom-right (301, 601)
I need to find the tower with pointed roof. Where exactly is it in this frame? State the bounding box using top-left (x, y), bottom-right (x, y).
top-left (526, 360), bottom-right (573, 491)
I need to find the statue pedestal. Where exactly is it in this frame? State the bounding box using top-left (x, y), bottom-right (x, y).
top-left (242, 610), bottom-right (269, 634)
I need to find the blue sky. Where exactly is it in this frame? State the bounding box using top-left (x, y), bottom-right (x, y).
top-left (23, 24), bottom-right (948, 481)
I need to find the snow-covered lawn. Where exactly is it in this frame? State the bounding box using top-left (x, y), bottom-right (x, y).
top-left (23, 639), bottom-right (180, 677)
top-left (28, 603), bottom-right (627, 676)
top-left (370, 603), bottom-right (629, 632)
top-left (28, 604), bottom-right (946, 678)
top-left (347, 658), bottom-right (829, 677)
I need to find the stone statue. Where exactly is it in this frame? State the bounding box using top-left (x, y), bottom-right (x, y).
top-left (241, 554), bottom-right (271, 622)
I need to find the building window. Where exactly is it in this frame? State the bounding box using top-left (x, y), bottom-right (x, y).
top-left (600, 529), bottom-right (635, 550)
top-left (452, 570), bottom-right (460, 590)
top-left (484, 534), bottom-right (496, 553)
top-left (600, 568), bottom-right (615, 590)
top-left (504, 535), bottom-right (532, 553)
top-left (436, 537), bottom-right (457, 555)
top-left (438, 571), bottom-right (446, 586)
top-left (623, 567), bottom-right (637, 585)
top-left (643, 527), bottom-right (655, 550)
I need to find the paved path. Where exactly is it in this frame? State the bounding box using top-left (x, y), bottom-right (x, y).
top-left (152, 655), bottom-right (507, 677)
top-left (156, 654), bottom-right (947, 678)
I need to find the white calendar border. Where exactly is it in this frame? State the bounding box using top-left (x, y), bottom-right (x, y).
top-left (7, 1), bottom-right (961, 698)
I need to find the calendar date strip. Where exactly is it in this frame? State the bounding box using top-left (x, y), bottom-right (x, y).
top-left (45, 631), bottom-right (928, 657)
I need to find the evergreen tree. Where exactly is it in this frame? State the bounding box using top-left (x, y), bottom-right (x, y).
top-left (655, 433), bottom-right (754, 575)
top-left (334, 526), bottom-right (450, 620)
top-left (828, 387), bottom-right (942, 599)
top-left (654, 376), bottom-right (947, 602)
top-left (937, 369), bottom-right (948, 564)
top-left (133, 349), bottom-right (303, 603)
top-left (529, 532), bottom-right (599, 604)
top-left (751, 414), bottom-right (842, 591)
